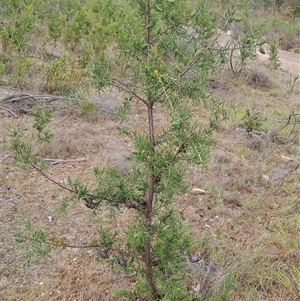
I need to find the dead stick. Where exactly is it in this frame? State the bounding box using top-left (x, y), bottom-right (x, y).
top-left (0, 105), bottom-right (18, 117)
top-left (41, 158), bottom-right (87, 165)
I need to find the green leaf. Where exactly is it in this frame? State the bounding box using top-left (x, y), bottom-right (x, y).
top-left (259, 46), bottom-right (265, 54)
top-left (190, 10), bottom-right (197, 17)
top-left (128, 256), bottom-right (134, 265)
top-left (147, 20), bottom-right (156, 29)
top-left (173, 65), bottom-right (181, 72)
top-left (136, 184), bottom-right (146, 191)
top-left (232, 16), bottom-right (242, 22)
top-left (121, 127), bottom-right (129, 135)
top-left (153, 5), bottom-right (163, 12)
top-left (155, 27), bottom-right (162, 35)
top-left (140, 43), bottom-right (148, 50)
top-left (258, 39), bottom-right (266, 46)
top-left (171, 119), bottom-right (181, 128)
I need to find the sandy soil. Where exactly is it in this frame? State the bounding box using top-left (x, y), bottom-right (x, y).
top-left (257, 47), bottom-right (300, 76)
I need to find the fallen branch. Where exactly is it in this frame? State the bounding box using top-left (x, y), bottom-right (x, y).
top-left (0, 93), bottom-right (76, 105)
top-left (278, 112), bottom-right (300, 135)
top-left (259, 112), bottom-right (300, 137)
top-left (260, 163), bottom-right (300, 201)
top-left (260, 113), bottom-right (300, 125)
top-left (41, 157), bottom-right (88, 165)
top-left (0, 105), bottom-right (18, 117)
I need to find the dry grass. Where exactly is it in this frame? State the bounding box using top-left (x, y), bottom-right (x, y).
top-left (1, 60), bottom-right (300, 301)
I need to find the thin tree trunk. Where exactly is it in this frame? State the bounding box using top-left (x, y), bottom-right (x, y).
top-left (144, 101), bottom-right (159, 297)
top-left (144, 1), bottom-right (159, 297)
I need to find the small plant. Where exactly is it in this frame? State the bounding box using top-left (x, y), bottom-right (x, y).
top-left (268, 36), bottom-right (281, 70)
top-left (46, 12), bottom-right (66, 44)
top-left (242, 109), bottom-right (262, 132)
top-left (42, 52), bottom-right (70, 93)
top-left (42, 52), bottom-right (88, 94)
top-left (10, 126), bottom-right (40, 172)
top-left (14, 215), bottom-right (51, 266)
top-left (77, 100), bottom-right (98, 115)
top-left (0, 62), bottom-right (5, 76)
top-left (207, 96), bottom-right (228, 130)
top-left (10, 56), bottom-right (31, 90)
top-left (0, 0), bottom-right (36, 52)
top-left (9, 1), bottom-right (261, 300)
top-left (32, 105), bottom-right (54, 142)
top-left (287, 74), bottom-right (299, 94)
top-left (10, 105), bottom-right (54, 171)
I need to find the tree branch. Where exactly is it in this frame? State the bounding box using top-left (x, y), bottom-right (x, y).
top-left (150, 25), bottom-right (173, 44)
top-left (0, 93), bottom-right (75, 104)
top-left (260, 163), bottom-right (300, 201)
top-left (0, 105), bottom-right (18, 117)
top-left (259, 112), bottom-right (300, 125)
top-left (29, 162), bottom-right (125, 205)
top-left (110, 80), bottom-right (148, 105)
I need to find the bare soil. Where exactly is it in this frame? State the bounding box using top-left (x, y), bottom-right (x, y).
top-left (257, 47), bottom-right (300, 76)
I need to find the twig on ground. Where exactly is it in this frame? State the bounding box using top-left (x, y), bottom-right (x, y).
top-left (0, 105), bottom-right (18, 117)
top-left (0, 93), bottom-right (76, 105)
top-left (260, 163), bottom-right (300, 201)
top-left (260, 112), bottom-right (300, 125)
top-left (259, 111), bottom-right (300, 137)
top-left (1, 154), bottom-right (10, 160)
top-left (41, 157), bottom-right (88, 165)
top-left (278, 111), bottom-right (299, 137)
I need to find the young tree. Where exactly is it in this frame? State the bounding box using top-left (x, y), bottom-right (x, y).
top-left (0, 0), bottom-right (36, 52)
top-left (10, 0), bottom-right (263, 300)
top-left (85, 0), bottom-right (220, 298)
top-left (268, 36), bottom-right (281, 70)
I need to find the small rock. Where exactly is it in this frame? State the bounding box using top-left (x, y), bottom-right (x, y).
top-left (189, 255), bottom-right (200, 263)
top-left (234, 127), bottom-right (247, 133)
top-left (251, 130), bottom-right (267, 139)
top-left (117, 258), bottom-right (126, 266)
top-left (143, 220), bottom-right (151, 227)
top-left (205, 262), bottom-right (218, 274)
top-left (191, 283), bottom-right (201, 292)
top-left (99, 249), bottom-right (109, 259)
top-left (281, 155), bottom-right (293, 162)
top-left (191, 188), bottom-right (207, 195)
top-left (262, 174), bottom-right (270, 181)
